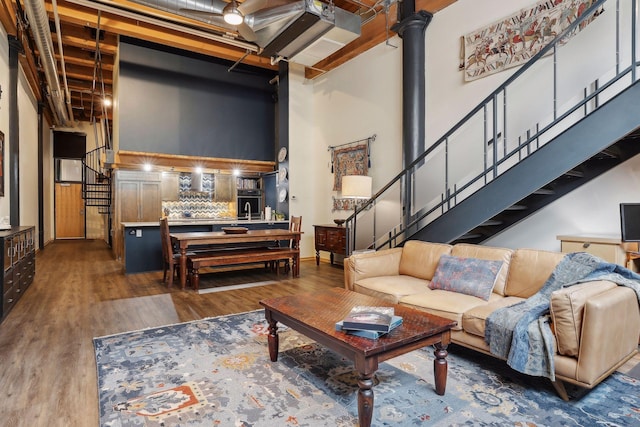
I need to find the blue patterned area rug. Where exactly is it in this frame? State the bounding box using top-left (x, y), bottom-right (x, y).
top-left (94, 310), bottom-right (640, 426)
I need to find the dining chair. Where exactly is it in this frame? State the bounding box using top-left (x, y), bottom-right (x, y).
top-left (272, 216), bottom-right (301, 274)
top-left (160, 217), bottom-right (190, 288)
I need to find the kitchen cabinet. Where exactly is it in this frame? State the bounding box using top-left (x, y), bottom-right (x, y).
top-left (113, 170), bottom-right (162, 261)
top-left (214, 174), bottom-right (235, 202)
top-left (1, 226), bottom-right (36, 322)
top-left (314, 224), bottom-right (346, 265)
top-left (161, 172), bottom-right (180, 201)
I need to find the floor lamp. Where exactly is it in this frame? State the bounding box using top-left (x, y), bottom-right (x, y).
top-left (341, 175), bottom-right (372, 254)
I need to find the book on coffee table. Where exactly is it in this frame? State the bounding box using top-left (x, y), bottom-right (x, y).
top-left (341, 306), bottom-right (397, 332)
top-left (336, 315), bottom-right (403, 339)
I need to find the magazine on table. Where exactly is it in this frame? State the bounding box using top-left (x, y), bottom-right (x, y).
top-left (341, 305), bottom-right (399, 332)
top-left (336, 315), bottom-right (403, 339)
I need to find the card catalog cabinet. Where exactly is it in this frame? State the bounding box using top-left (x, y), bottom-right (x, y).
top-left (314, 224), bottom-right (346, 266)
top-left (1, 226), bottom-right (36, 322)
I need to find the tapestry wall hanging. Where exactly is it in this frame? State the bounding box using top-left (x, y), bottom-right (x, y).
top-left (462, 0), bottom-right (603, 82)
top-left (332, 143), bottom-right (369, 191)
top-left (332, 196), bottom-right (368, 212)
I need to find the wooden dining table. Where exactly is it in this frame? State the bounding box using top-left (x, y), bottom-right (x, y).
top-left (170, 229), bottom-right (302, 289)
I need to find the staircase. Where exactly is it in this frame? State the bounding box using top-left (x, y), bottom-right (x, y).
top-left (344, 0), bottom-right (640, 254)
top-left (82, 145), bottom-right (112, 214)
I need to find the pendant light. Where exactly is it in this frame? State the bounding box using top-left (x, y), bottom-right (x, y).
top-left (223, 0), bottom-right (243, 25)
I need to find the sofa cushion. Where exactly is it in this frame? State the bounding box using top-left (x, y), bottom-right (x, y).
top-left (398, 241), bottom-right (452, 281)
top-left (451, 244), bottom-right (513, 296)
top-left (353, 275), bottom-right (431, 304)
top-left (462, 296), bottom-right (526, 337)
top-left (428, 254), bottom-right (503, 300)
top-left (400, 291), bottom-right (503, 331)
top-left (505, 249), bottom-right (565, 298)
top-left (550, 280), bottom-right (617, 357)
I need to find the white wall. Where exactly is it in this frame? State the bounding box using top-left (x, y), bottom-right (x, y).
top-left (289, 40), bottom-right (403, 259)
top-left (0, 22), bottom-right (56, 250)
top-left (294, 0), bottom-right (639, 256)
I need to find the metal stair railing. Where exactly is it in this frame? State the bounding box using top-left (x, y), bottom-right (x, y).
top-left (82, 144), bottom-right (111, 214)
top-left (345, 0), bottom-right (639, 255)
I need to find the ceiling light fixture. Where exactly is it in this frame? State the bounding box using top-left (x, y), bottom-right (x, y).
top-left (222, 0), bottom-right (243, 25)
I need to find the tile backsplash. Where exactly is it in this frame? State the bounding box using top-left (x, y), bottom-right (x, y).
top-left (162, 173), bottom-right (236, 219)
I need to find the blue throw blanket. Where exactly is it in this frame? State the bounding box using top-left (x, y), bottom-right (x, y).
top-left (485, 252), bottom-right (640, 380)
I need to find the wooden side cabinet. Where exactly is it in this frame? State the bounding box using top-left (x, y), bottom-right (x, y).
top-left (557, 234), bottom-right (629, 267)
top-left (1, 226), bottom-right (36, 322)
top-left (314, 224), bottom-right (346, 265)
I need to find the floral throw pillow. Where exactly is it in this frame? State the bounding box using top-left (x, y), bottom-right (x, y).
top-left (428, 254), bottom-right (503, 301)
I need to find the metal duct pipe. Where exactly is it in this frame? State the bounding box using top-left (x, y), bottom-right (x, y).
top-left (24, 0), bottom-right (71, 126)
top-left (245, 2), bottom-right (305, 31)
top-left (133, 0), bottom-right (225, 15)
top-left (66, 0), bottom-right (259, 52)
top-left (52, 0), bottom-right (75, 122)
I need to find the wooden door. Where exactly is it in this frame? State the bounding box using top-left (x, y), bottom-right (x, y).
top-left (55, 183), bottom-right (85, 239)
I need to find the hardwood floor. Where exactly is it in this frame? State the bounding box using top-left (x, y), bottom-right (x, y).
top-left (0, 240), bottom-right (344, 427)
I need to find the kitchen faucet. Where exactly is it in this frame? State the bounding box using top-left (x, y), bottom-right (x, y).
top-left (245, 202), bottom-right (251, 220)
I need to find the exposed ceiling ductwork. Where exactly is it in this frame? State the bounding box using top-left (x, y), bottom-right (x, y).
top-left (23, 0), bottom-right (72, 126)
top-left (128, 0), bottom-right (361, 66)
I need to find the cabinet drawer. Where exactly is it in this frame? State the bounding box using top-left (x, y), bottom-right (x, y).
top-left (3, 269), bottom-right (13, 294)
top-left (3, 286), bottom-right (16, 315)
top-left (560, 241), bottom-right (626, 265)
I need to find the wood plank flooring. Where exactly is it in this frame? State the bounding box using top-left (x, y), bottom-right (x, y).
top-left (0, 240), bottom-right (344, 427)
top-left (1, 240), bottom-right (638, 426)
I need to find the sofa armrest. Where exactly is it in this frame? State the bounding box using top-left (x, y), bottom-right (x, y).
top-left (575, 286), bottom-right (640, 385)
top-left (344, 247), bottom-right (403, 291)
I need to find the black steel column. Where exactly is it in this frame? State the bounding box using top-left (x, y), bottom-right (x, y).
top-left (392, 1), bottom-right (432, 232)
top-left (8, 36), bottom-right (23, 226)
top-left (393, 2), bottom-right (432, 167)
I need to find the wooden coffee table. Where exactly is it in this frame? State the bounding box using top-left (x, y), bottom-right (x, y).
top-left (259, 287), bottom-right (457, 427)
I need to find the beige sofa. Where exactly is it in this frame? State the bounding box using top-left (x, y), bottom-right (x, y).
top-left (344, 240), bottom-right (640, 399)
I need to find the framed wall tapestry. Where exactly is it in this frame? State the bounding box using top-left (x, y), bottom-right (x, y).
top-left (462, 0), bottom-right (603, 82)
top-left (332, 143), bottom-right (369, 191)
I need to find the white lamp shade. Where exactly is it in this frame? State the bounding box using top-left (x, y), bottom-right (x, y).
top-left (341, 175), bottom-right (372, 199)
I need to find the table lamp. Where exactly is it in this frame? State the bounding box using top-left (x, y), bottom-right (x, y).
top-left (341, 175), bottom-right (372, 217)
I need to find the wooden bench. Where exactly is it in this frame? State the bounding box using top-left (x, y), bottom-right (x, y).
top-left (187, 247), bottom-right (300, 290)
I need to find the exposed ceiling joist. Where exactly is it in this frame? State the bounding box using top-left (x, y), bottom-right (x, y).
top-left (0, 0), bottom-right (457, 123)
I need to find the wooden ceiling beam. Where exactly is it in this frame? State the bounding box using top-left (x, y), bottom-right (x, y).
top-left (55, 32), bottom-right (118, 55)
top-left (66, 78), bottom-right (112, 95)
top-left (56, 21), bottom-right (119, 46)
top-left (48, 2), bottom-right (276, 70)
top-left (306, 0), bottom-right (457, 78)
top-left (0, 0), bottom-right (17, 35)
top-left (54, 44), bottom-right (115, 69)
top-left (62, 63), bottom-right (113, 83)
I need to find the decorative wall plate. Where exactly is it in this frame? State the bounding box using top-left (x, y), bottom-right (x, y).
top-left (278, 188), bottom-right (288, 202)
top-left (278, 167), bottom-right (287, 182)
top-left (278, 147), bottom-right (288, 162)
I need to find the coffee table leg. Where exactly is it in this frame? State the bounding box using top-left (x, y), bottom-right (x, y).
top-left (357, 372), bottom-right (374, 427)
top-left (265, 312), bottom-right (279, 362)
top-left (433, 342), bottom-right (449, 395)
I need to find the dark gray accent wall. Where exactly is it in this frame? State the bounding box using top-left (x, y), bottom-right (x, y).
top-left (118, 40), bottom-right (278, 161)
